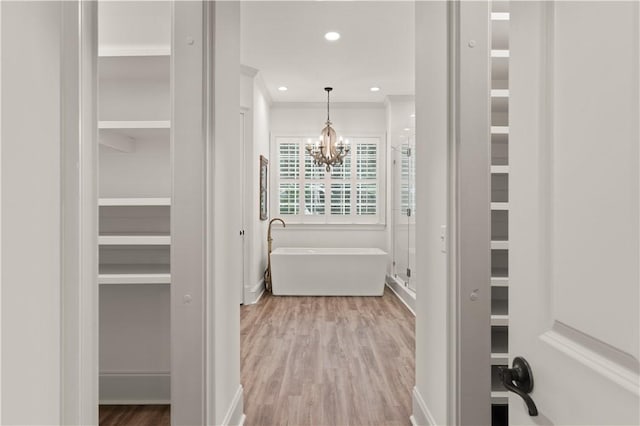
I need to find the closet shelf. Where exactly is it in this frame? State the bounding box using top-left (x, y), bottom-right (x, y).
top-left (491, 240), bottom-right (509, 250)
top-left (491, 202), bottom-right (509, 211)
top-left (99, 198), bottom-right (171, 207)
top-left (98, 45), bottom-right (171, 57)
top-left (491, 12), bottom-right (510, 21)
top-left (491, 165), bottom-right (509, 174)
top-left (491, 352), bottom-right (509, 365)
top-left (491, 89), bottom-right (509, 98)
top-left (99, 122), bottom-right (170, 152)
top-left (99, 120), bottom-right (170, 129)
top-left (99, 273), bottom-right (171, 285)
top-left (491, 49), bottom-right (510, 58)
top-left (99, 235), bottom-right (171, 245)
top-left (491, 315), bottom-right (509, 327)
top-left (491, 126), bottom-right (509, 135)
top-left (491, 391), bottom-right (509, 404)
top-left (491, 276), bottom-right (509, 287)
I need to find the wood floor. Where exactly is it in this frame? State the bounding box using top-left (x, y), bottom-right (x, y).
top-left (241, 288), bottom-right (415, 426)
top-left (99, 288), bottom-right (415, 426)
top-left (99, 405), bottom-right (170, 426)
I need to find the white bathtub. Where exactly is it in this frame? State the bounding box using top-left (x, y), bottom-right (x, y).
top-left (270, 247), bottom-right (388, 296)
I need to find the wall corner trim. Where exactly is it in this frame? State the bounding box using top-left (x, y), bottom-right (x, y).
top-left (221, 385), bottom-right (245, 426)
top-left (412, 386), bottom-right (437, 426)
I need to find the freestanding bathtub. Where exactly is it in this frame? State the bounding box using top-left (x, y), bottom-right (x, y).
top-left (270, 247), bottom-right (388, 296)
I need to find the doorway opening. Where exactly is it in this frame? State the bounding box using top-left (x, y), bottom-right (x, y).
top-left (239, 1), bottom-right (416, 424)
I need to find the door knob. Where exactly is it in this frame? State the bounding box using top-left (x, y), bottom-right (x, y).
top-left (498, 356), bottom-right (539, 416)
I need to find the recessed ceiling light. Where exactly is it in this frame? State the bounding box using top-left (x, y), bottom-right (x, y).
top-left (278, 86), bottom-right (288, 92)
top-left (324, 31), bottom-right (340, 41)
top-left (370, 87), bottom-right (381, 92)
top-left (410, 113), bottom-right (415, 118)
top-left (404, 127), bottom-right (411, 131)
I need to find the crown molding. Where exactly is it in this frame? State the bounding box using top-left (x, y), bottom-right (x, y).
top-left (271, 101), bottom-right (386, 110)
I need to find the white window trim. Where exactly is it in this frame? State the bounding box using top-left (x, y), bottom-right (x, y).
top-left (271, 133), bottom-right (386, 225)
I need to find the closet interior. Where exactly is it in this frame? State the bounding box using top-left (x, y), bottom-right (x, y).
top-left (98, 2), bottom-right (172, 405)
top-left (490, 2), bottom-right (510, 425)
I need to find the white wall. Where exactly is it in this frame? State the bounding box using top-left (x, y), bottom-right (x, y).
top-left (250, 77), bottom-right (271, 292)
top-left (212, 2), bottom-right (243, 424)
top-left (413, 2), bottom-right (451, 425)
top-left (99, 141), bottom-right (170, 198)
top-left (241, 68), bottom-right (272, 302)
top-left (1, 2), bottom-right (63, 423)
top-left (270, 104), bottom-right (388, 251)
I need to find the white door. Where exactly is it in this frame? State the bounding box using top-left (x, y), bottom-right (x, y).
top-left (509, 2), bottom-right (639, 425)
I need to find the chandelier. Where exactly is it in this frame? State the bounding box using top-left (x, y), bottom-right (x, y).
top-left (306, 87), bottom-right (350, 172)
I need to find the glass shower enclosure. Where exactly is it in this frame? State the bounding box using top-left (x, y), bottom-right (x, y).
top-left (392, 136), bottom-right (416, 292)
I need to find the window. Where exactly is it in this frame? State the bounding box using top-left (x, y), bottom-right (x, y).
top-left (274, 136), bottom-right (384, 224)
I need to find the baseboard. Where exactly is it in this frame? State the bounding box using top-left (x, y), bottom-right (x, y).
top-left (386, 275), bottom-right (416, 315)
top-left (221, 384), bottom-right (245, 426)
top-left (244, 279), bottom-right (265, 305)
top-left (253, 281), bottom-right (266, 304)
top-left (411, 386), bottom-right (437, 426)
top-left (99, 372), bottom-right (170, 405)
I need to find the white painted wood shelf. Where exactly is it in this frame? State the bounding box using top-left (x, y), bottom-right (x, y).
top-left (491, 202), bottom-right (509, 211)
top-left (99, 264), bottom-right (170, 285)
top-left (99, 235), bottom-right (171, 245)
top-left (491, 89), bottom-right (509, 98)
top-left (491, 352), bottom-right (509, 366)
top-left (491, 165), bottom-right (509, 174)
top-left (99, 122), bottom-right (170, 152)
top-left (99, 273), bottom-right (171, 285)
top-left (491, 12), bottom-right (510, 21)
top-left (99, 197), bottom-right (171, 207)
top-left (491, 315), bottom-right (509, 327)
top-left (99, 120), bottom-right (171, 129)
top-left (491, 297), bottom-right (509, 326)
top-left (491, 276), bottom-right (509, 287)
top-left (99, 46), bottom-right (171, 57)
top-left (490, 3), bottom-right (510, 417)
top-left (491, 240), bottom-right (509, 250)
top-left (98, 1), bottom-right (173, 406)
top-left (491, 126), bottom-right (509, 135)
top-left (491, 391), bottom-right (509, 405)
top-left (491, 325), bottom-right (509, 365)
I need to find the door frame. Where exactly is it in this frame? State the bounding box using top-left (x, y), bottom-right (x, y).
top-left (60, 2), bottom-right (242, 425)
top-left (413, 2), bottom-right (492, 424)
top-left (60, 2), bottom-right (99, 424)
top-left (451, 1), bottom-right (492, 424)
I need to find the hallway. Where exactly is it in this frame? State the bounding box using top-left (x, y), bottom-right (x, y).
top-left (241, 289), bottom-right (415, 426)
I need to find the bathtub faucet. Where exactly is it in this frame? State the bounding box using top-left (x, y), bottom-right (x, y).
top-left (264, 218), bottom-right (286, 292)
top-left (268, 217), bottom-right (286, 245)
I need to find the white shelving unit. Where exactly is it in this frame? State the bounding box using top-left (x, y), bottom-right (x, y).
top-left (99, 197), bottom-right (171, 207)
top-left (490, 2), bottom-right (510, 421)
top-left (98, 1), bottom-right (172, 406)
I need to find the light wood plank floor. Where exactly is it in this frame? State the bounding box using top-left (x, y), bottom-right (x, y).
top-left (99, 288), bottom-right (415, 426)
top-left (99, 404), bottom-right (170, 426)
top-left (241, 288), bottom-right (415, 426)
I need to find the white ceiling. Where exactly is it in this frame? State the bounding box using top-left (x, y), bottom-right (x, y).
top-left (240, 1), bottom-right (415, 103)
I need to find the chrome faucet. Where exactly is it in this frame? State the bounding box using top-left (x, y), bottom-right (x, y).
top-left (264, 217), bottom-right (286, 292)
